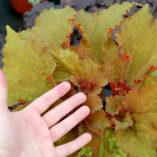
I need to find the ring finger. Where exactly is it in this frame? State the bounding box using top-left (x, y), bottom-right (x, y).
top-left (42, 92), bottom-right (87, 128)
top-left (50, 105), bottom-right (90, 142)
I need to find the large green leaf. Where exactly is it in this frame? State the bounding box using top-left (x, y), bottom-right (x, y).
top-left (116, 5), bottom-right (157, 86)
top-left (3, 27), bottom-right (56, 105)
top-left (115, 86), bottom-right (157, 157)
top-left (75, 2), bottom-right (137, 63)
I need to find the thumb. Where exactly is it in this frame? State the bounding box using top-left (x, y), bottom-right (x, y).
top-left (0, 69), bottom-right (8, 111)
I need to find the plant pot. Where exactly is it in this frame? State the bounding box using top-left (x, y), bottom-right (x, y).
top-left (11, 0), bottom-right (33, 14)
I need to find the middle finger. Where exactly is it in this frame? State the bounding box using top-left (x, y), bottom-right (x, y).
top-left (42, 92), bottom-right (87, 128)
top-left (50, 105), bottom-right (90, 142)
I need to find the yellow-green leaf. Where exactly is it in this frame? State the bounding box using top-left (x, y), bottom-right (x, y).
top-left (75, 2), bottom-right (137, 63)
top-left (20, 6), bottom-right (76, 49)
top-left (3, 27), bottom-right (56, 106)
top-left (116, 5), bottom-right (157, 86)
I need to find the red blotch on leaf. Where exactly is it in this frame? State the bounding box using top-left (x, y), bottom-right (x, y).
top-left (116, 107), bottom-right (128, 121)
top-left (78, 79), bottom-right (97, 93)
top-left (110, 81), bottom-right (131, 96)
top-left (61, 31), bottom-right (73, 48)
top-left (134, 79), bottom-right (142, 85)
top-left (108, 28), bottom-right (113, 37)
top-left (145, 65), bottom-right (157, 76)
top-left (68, 18), bottom-right (75, 25)
top-left (46, 74), bottom-right (53, 83)
top-left (76, 24), bottom-right (84, 34)
top-left (120, 53), bottom-right (131, 62)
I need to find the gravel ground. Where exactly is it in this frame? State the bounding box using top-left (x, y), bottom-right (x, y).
top-left (1, 0), bottom-right (157, 34)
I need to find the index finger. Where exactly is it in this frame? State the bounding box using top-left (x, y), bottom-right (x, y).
top-left (25, 82), bottom-right (71, 114)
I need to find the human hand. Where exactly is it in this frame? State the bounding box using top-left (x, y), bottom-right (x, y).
top-left (0, 70), bottom-right (92, 157)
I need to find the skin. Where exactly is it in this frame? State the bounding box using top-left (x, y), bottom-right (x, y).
top-left (0, 70), bottom-right (92, 157)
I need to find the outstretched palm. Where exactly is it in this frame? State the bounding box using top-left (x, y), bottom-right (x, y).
top-left (0, 70), bottom-right (92, 157)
